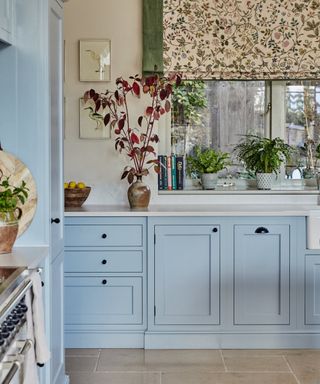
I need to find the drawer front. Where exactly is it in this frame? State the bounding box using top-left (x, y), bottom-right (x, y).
top-left (65, 276), bottom-right (143, 325)
top-left (65, 224), bottom-right (143, 247)
top-left (65, 250), bottom-right (143, 273)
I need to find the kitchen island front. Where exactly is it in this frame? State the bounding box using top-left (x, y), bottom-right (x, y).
top-left (64, 205), bottom-right (320, 349)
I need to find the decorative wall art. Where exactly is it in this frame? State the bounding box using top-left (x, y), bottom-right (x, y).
top-left (79, 39), bottom-right (111, 81)
top-left (79, 98), bottom-right (111, 139)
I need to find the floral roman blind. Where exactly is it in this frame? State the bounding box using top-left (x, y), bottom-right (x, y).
top-left (163, 0), bottom-right (320, 79)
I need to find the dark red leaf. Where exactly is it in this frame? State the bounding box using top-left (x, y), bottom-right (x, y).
top-left (153, 111), bottom-right (160, 120)
top-left (146, 145), bottom-right (154, 152)
top-left (146, 159), bottom-right (159, 164)
top-left (95, 100), bottom-right (101, 112)
top-left (146, 106), bottom-right (154, 116)
top-left (165, 100), bottom-right (171, 112)
top-left (89, 89), bottom-right (96, 98)
top-left (160, 107), bottom-right (165, 115)
top-left (119, 141), bottom-right (125, 149)
top-left (121, 170), bottom-right (129, 180)
top-left (176, 75), bottom-right (182, 86)
top-left (154, 165), bottom-right (160, 173)
top-left (93, 93), bottom-right (99, 102)
top-left (132, 82), bottom-right (140, 97)
top-left (160, 89), bottom-right (167, 100)
top-left (118, 119), bottom-right (125, 130)
top-left (128, 172), bottom-right (134, 184)
top-left (138, 116), bottom-right (143, 126)
top-left (131, 132), bottom-right (140, 144)
top-left (114, 90), bottom-right (119, 101)
top-left (115, 128), bottom-right (121, 134)
top-left (153, 134), bottom-right (159, 143)
top-left (104, 113), bottom-right (111, 126)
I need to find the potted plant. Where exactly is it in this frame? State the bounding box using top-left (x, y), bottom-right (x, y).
top-left (83, 73), bottom-right (181, 209)
top-left (186, 146), bottom-right (230, 189)
top-left (0, 171), bottom-right (29, 253)
top-left (233, 135), bottom-right (292, 190)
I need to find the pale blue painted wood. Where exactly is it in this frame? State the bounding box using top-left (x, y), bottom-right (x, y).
top-left (154, 225), bottom-right (220, 325)
top-left (305, 255), bottom-right (320, 325)
top-left (65, 276), bottom-right (143, 325)
top-left (64, 250), bottom-right (143, 273)
top-left (51, 250), bottom-right (65, 384)
top-left (0, 0), bottom-right (12, 44)
top-left (234, 224), bottom-right (290, 325)
top-left (65, 224), bottom-right (143, 247)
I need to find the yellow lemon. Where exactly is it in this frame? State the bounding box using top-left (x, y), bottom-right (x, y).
top-left (68, 181), bottom-right (77, 189)
top-left (77, 182), bottom-right (86, 189)
top-left (64, 182), bottom-right (69, 189)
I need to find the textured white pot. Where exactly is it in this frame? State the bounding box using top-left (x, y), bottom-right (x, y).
top-left (256, 173), bottom-right (273, 190)
top-left (201, 173), bottom-right (218, 190)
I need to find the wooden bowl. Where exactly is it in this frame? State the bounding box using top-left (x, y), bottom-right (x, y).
top-left (64, 187), bottom-right (91, 208)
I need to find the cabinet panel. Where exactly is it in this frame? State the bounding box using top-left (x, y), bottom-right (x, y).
top-left (65, 250), bottom-right (143, 273)
top-left (305, 255), bottom-right (320, 325)
top-left (65, 224), bottom-right (143, 247)
top-left (154, 225), bottom-right (220, 325)
top-left (234, 224), bottom-right (290, 325)
top-left (65, 276), bottom-right (142, 325)
top-left (0, 0), bottom-right (12, 44)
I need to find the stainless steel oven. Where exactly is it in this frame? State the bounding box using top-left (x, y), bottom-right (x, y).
top-left (0, 267), bottom-right (36, 384)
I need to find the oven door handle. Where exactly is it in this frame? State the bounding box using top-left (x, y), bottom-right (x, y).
top-left (1, 361), bottom-right (20, 384)
top-left (18, 339), bottom-right (33, 356)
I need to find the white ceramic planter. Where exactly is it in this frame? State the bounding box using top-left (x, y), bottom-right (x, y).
top-left (201, 173), bottom-right (218, 190)
top-left (256, 173), bottom-right (273, 190)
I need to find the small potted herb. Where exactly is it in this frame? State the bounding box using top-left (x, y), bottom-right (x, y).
top-left (187, 146), bottom-right (230, 189)
top-left (0, 171), bottom-right (28, 253)
top-left (233, 135), bottom-right (292, 190)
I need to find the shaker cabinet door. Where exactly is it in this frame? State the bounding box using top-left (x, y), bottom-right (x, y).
top-left (234, 224), bottom-right (290, 325)
top-left (305, 255), bottom-right (320, 325)
top-left (154, 225), bottom-right (220, 325)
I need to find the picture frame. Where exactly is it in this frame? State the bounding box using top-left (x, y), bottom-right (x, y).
top-left (79, 98), bottom-right (111, 139)
top-left (79, 39), bottom-right (111, 82)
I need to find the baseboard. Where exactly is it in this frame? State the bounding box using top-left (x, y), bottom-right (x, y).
top-left (144, 332), bottom-right (320, 349)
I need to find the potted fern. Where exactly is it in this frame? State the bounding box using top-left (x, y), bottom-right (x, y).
top-left (233, 135), bottom-right (292, 190)
top-left (187, 146), bottom-right (230, 189)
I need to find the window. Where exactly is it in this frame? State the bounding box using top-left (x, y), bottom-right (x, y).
top-left (165, 80), bottom-right (320, 188)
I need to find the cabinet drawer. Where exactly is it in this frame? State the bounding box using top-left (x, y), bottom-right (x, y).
top-left (65, 276), bottom-right (142, 325)
top-left (65, 224), bottom-right (143, 247)
top-left (65, 250), bottom-right (143, 273)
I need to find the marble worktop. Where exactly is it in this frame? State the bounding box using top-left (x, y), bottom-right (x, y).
top-left (0, 247), bottom-right (49, 268)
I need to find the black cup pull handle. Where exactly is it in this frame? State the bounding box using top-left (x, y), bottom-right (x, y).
top-left (51, 218), bottom-right (60, 224)
top-left (101, 233), bottom-right (107, 239)
top-left (212, 228), bottom-right (218, 233)
top-left (102, 279), bottom-right (107, 285)
top-left (102, 259), bottom-right (107, 265)
top-left (255, 227), bottom-right (269, 234)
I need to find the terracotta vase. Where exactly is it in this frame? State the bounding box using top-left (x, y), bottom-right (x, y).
top-left (0, 208), bottom-right (22, 254)
top-left (127, 176), bottom-right (151, 209)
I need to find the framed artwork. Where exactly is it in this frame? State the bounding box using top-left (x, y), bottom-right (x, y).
top-left (79, 39), bottom-right (111, 81)
top-left (79, 98), bottom-right (111, 139)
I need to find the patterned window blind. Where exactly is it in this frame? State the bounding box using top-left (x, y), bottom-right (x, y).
top-left (162, 0), bottom-right (320, 80)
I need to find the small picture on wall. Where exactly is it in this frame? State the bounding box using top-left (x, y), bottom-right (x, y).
top-left (79, 39), bottom-right (111, 81)
top-left (79, 98), bottom-right (110, 139)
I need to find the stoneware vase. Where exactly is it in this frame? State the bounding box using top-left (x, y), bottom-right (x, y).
top-left (127, 176), bottom-right (151, 209)
top-left (201, 173), bottom-right (218, 190)
top-left (256, 173), bottom-right (273, 190)
top-left (0, 208), bottom-right (22, 254)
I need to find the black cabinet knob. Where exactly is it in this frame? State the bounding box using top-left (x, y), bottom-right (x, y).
top-left (101, 259), bottom-right (107, 265)
top-left (101, 233), bottom-right (107, 239)
top-left (51, 218), bottom-right (60, 224)
top-left (255, 226), bottom-right (269, 234)
top-left (212, 228), bottom-right (218, 233)
top-left (102, 279), bottom-right (107, 285)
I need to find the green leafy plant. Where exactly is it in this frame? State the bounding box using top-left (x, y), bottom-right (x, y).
top-left (187, 146), bottom-right (230, 175)
top-left (233, 135), bottom-right (292, 174)
top-left (0, 171), bottom-right (29, 213)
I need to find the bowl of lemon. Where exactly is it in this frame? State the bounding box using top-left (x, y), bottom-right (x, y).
top-left (64, 181), bottom-right (91, 208)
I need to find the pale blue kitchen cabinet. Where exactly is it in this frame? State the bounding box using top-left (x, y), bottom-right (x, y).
top-left (153, 224), bottom-right (220, 325)
top-left (234, 224), bottom-right (290, 325)
top-left (64, 216), bottom-right (146, 348)
top-left (305, 254), bottom-right (320, 325)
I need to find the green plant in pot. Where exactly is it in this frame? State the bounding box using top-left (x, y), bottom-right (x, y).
top-left (186, 146), bottom-right (230, 189)
top-left (0, 171), bottom-right (28, 254)
top-left (233, 135), bottom-right (292, 190)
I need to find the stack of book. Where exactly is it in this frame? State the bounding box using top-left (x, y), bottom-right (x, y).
top-left (158, 154), bottom-right (184, 190)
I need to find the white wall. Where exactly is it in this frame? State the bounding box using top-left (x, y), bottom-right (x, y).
top-left (64, 0), bottom-right (318, 206)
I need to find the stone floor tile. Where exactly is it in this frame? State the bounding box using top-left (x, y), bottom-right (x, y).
top-left (65, 356), bottom-right (98, 373)
top-left (161, 372), bottom-right (297, 384)
top-left (68, 371), bottom-right (161, 384)
top-left (285, 352), bottom-right (320, 374)
top-left (224, 356), bottom-right (290, 372)
top-left (65, 348), bottom-right (100, 356)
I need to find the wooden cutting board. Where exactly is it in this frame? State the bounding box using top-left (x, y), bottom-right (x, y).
top-left (0, 151), bottom-right (37, 237)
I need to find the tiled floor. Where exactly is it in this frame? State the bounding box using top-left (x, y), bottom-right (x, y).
top-left (65, 349), bottom-right (320, 384)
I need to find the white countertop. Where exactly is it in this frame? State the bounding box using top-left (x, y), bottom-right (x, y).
top-left (0, 246), bottom-right (49, 268)
top-left (65, 204), bottom-right (320, 217)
